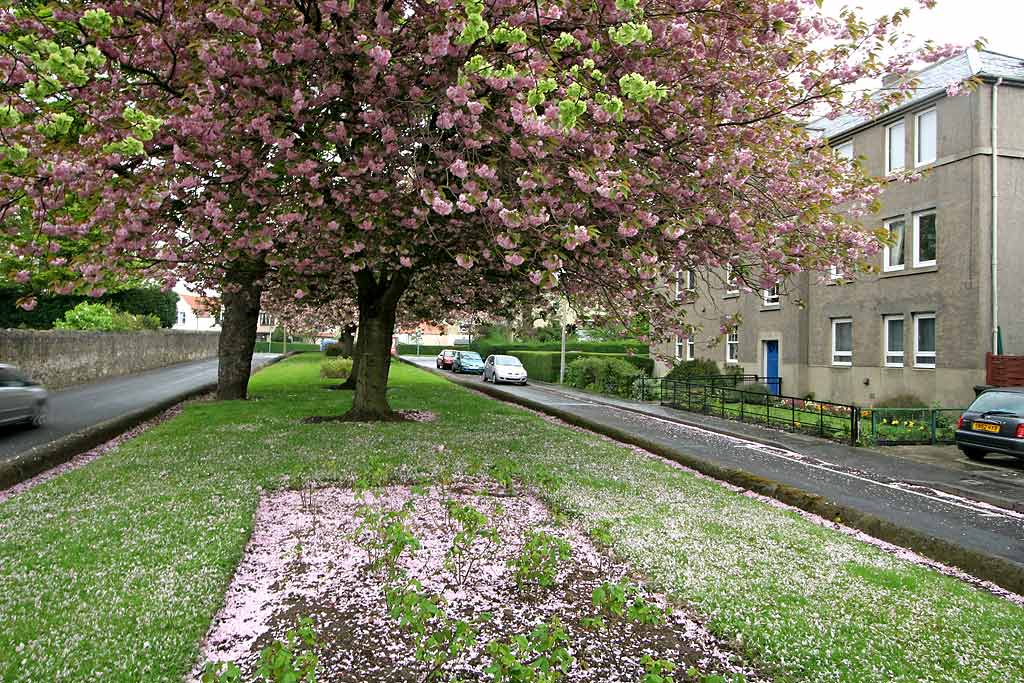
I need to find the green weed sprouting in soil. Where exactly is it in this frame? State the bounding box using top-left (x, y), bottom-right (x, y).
top-left (384, 579), bottom-right (480, 681)
top-left (444, 499), bottom-right (501, 587)
top-left (690, 672), bottom-right (747, 683)
top-left (490, 458), bottom-right (520, 492)
top-left (640, 656), bottom-right (676, 683)
top-left (485, 617), bottom-right (574, 683)
top-left (201, 617), bottom-right (318, 683)
top-left (509, 530), bottom-right (571, 590)
top-left (590, 580), bottom-right (669, 626)
top-left (353, 502), bottom-right (420, 579)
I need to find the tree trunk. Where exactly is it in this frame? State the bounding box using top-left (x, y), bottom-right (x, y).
top-left (342, 269), bottom-right (410, 421)
top-left (334, 319), bottom-right (363, 390)
top-left (339, 323), bottom-right (356, 357)
top-left (216, 264), bottom-right (264, 401)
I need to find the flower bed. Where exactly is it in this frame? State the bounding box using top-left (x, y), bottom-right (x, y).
top-left (197, 483), bottom-right (762, 683)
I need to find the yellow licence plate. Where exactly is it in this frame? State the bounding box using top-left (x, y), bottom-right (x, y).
top-left (972, 422), bottom-right (1001, 433)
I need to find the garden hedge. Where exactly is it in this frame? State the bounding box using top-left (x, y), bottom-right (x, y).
top-left (395, 343), bottom-right (472, 356)
top-left (0, 285), bottom-right (178, 329)
top-left (475, 339), bottom-right (648, 359)
top-left (509, 351), bottom-right (653, 382)
top-left (564, 356), bottom-right (642, 392)
top-left (396, 340), bottom-right (649, 360)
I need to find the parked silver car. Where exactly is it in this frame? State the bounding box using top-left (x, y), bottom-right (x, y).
top-left (0, 364), bottom-right (48, 428)
top-left (482, 355), bottom-right (528, 385)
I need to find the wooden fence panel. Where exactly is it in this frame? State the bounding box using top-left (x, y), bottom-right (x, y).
top-left (985, 352), bottom-right (1024, 386)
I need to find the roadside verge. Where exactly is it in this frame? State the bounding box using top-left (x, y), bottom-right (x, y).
top-left (399, 358), bottom-right (1024, 596)
top-left (0, 353), bottom-right (293, 490)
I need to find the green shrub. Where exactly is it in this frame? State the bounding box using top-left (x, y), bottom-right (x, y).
top-left (55, 302), bottom-right (117, 330)
top-left (104, 287), bottom-right (178, 328)
top-left (395, 343), bottom-right (469, 356)
top-left (320, 358), bottom-right (353, 379)
top-left (723, 382), bottom-right (771, 403)
top-left (254, 341), bottom-right (321, 353)
top-left (474, 339), bottom-right (648, 360)
top-left (564, 356), bottom-right (641, 393)
top-left (874, 394), bottom-right (928, 409)
top-left (0, 285), bottom-right (177, 329)
top-left (324, 343), bottom-right (345, 357)
top-left (510, 351), bottom-right (653, 383)
top-left (665, 358), bottom-right (721, 382)
top-left (54, 302), bottom-right (162, 331)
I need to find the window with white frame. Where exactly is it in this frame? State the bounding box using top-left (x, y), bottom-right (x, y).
top-left (883, 315), bottom-right (904, 367)
top-left (687, 338), bottom-right (695, 361)
top-left (886, 120), bottom-right (906, 173)
top-left (836, 140), bottom-right (854, 160)
top-left (726, 331), bottom-right (739, 363)
top-left (763, 283), bottom-right (780, 306)
top-left (914, 210), bottom-right (937, 267)
top-left (832, 318), bottom-right (853, 366)
top-left (915, 109), bottom-right (937, 166)
top-left (725, 266), bottom-right (739, 295)
top-left (883, 217), bottom-right (906, 272)
top-left (914, 313), bottom-right (936, 368)
top-left (675, 269), bottom-right (695, 300)
top-left (178, 311), bottom-right (187, 325)
top-left (675, 336), bottom-right (686, 359)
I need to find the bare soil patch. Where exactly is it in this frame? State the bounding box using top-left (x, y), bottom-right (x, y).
top-left (196, 483), bottom-right (764, 682)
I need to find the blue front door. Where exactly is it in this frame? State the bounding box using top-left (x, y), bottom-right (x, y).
top-left (764, 341), bottom-right (780, 395)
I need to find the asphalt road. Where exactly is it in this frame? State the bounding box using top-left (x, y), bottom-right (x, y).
top-left (405, 357), bottom-right (1024, 573)
top-left (0, 354), bottom-right (280, 464)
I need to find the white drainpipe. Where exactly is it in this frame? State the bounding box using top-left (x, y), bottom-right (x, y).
top-left (992, 78), bottom-right (1003, 354)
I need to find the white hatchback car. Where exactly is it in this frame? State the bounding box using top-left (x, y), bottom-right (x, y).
top-left (0, 364), bottom-right (48, 428)
top-left (482, 355), bottom-right (528, 385)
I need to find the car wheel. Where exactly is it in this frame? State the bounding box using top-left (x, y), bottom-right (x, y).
top-left (961, 447), bottom-right (986, 461)
top-left (31, 402), bottom-right (47, 428)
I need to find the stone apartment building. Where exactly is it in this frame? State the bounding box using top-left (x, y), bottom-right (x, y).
top-left (655, 49), bottom-right (1024, 408)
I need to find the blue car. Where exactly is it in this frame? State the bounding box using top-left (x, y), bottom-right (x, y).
top-left (453, 351), bottom-right (484, 374)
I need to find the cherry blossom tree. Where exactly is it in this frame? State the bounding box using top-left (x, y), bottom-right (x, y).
top-left (2, 0), bottom-right (957, 418)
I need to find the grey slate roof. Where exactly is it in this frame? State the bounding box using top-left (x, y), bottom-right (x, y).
top-left (810, 49), bottom-right (1024, 142)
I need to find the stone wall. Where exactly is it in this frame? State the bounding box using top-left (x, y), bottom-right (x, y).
top-left (0, 329), bottom-right (220, 390)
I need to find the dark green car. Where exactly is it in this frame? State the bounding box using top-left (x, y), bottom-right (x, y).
top-left (453, 351), bottom-right (484, 374)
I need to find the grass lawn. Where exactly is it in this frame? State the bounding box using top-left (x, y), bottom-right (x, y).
top-left (0, 354), bottom-right (1021, 682)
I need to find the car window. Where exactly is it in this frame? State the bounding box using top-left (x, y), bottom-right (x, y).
top-left (495, 356), bottom-right (522, 366)
top-left (0, 369), bottom-right (25, 387)
top-left (968, 391), bottom-right (1024, 415)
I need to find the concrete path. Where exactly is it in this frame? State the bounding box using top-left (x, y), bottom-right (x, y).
top-left (403, 356), bottom-right (1024, 578)
top-left (0, 354), bottom-right (280, 465)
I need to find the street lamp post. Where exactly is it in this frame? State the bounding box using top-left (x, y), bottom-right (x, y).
top-left (559, 322), bottom-right (567, 384)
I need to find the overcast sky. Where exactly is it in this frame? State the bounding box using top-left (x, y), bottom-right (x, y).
top-left (820, 0), bottom-right (1022, 57)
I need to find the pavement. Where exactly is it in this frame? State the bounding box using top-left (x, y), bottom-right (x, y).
top-left (0, 354), bottom-right (281, 467)
top-left (402, 356), bottom-right (1024, 592)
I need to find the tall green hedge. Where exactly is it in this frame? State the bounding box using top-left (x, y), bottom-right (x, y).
top-left (565, 356), bottom-right (641, 392)
top-left (254, 341), bottom-right (321, 353)
top-left (397, 340), bottom-right (648, 358)
top-left (0, 286), bottom-right (178, 329)
top-left (395, 343), bottom-right (471, 356)
top-left (475, 339), bottom-right (648, 359)
top-left (508, 351), bottom-right (653, 382)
